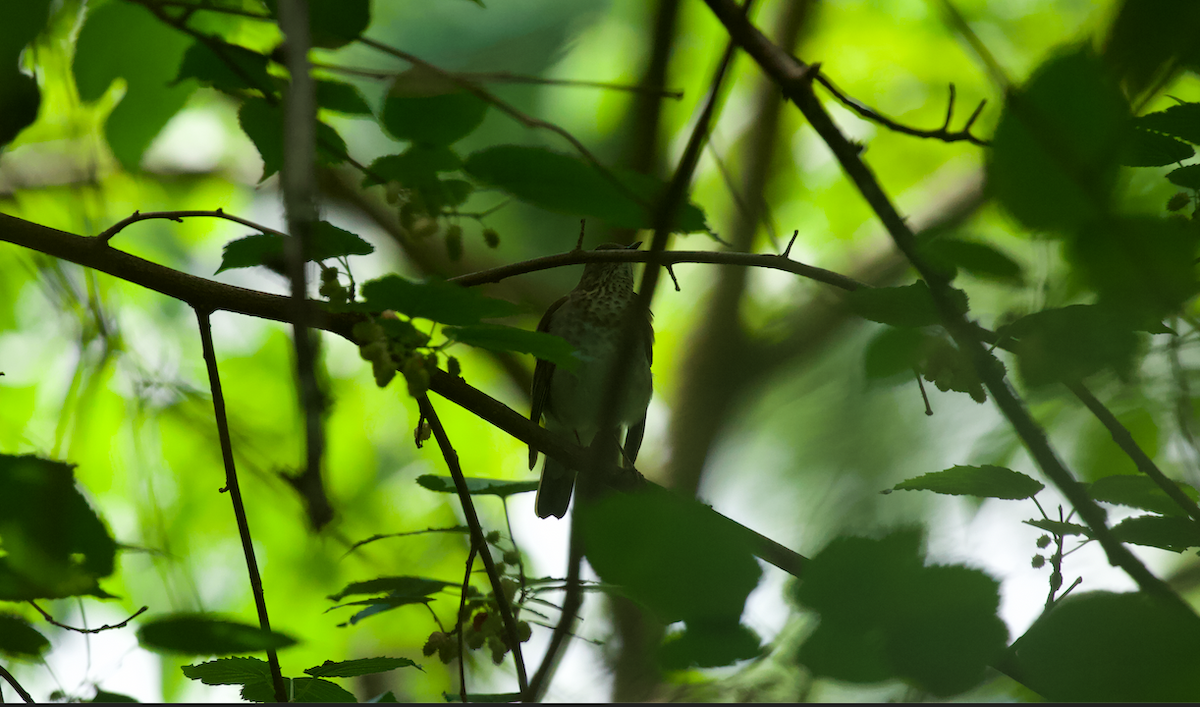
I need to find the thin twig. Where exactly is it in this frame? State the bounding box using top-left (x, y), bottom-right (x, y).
top-left (97, 209), bottom-right (286, 243)
top-left (702, 0), bottom-right (1191, 612)
top-left (342, 526), bottom-right (469, 558)
top-left (524, 507), bottom-right (586, 701)
top-left (814, 75), bottom-right (990, 147)
top-left (416, 395), bottom-right (529, 694)
top-left (0, 665), bottom-right (34, 703)
top-left (195, 308), bottom-right (288, 702)
top-left (28, 603), bottom-right (148, 635)
top-left (456, 543), bottom-right (477, 704)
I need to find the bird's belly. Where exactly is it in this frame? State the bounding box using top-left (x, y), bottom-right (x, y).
top-left (546, 336), bottom-right (651, 445)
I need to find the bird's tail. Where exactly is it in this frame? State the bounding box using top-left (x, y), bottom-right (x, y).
top-left (535, 455), bottom-right (576, 519)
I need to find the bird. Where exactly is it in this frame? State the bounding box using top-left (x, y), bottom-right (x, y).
top-left (528, 242), bottom-right (654, 519)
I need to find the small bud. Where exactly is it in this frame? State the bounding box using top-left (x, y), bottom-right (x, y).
top-left (447, 356), bottom-right (462, 378)
top-left (414, 419), bottom-right (431, 446)
top-left (485, 530), bottom-right (501, 544)
top-left (1031, 554), bottom-right (1046, 569)
top-left (482, 227), bottom-right (500, 248)
top-left (423, 631), bottom-right (447, 657)
top-left (1050, 570), bottom-right (1063, 592)
top-left (516, 620), bottom-right (532, 643)
top-left (502, 549), bottom-right (520, 565)
top-left (1036, 535), bottom-right (1052, 549)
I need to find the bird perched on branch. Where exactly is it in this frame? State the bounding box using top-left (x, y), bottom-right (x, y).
top-left (528, 242), bottom-right (654, 519)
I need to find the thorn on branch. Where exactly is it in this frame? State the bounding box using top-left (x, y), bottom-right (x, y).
top-left (781, 230), bottom-right (799, 258)
top-left (665, 264), bottom-right (681, 292)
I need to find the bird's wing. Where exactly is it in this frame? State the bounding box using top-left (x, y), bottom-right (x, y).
top-left (624, 310), bottom-right (654, 464)
top-left (529, 295), bottom-right (568, 469)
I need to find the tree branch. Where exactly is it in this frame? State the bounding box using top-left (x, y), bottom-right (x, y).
top-left (0, 665), bottom-right (34, 703)
top-left (416, 395), bottom-right (528, 693)
top-left (701, 0), bottom-right (1191, 612)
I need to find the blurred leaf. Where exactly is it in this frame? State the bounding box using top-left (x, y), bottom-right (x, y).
top-left (920, 238), bottom-right (1024, 284)
top-left (328, 576), bottom-right (452, 603)
top-left (1105, 0), bottom-right (1200, 97)
top-left (0, 614), bottom-right (49, 657)
top-left (304, 657), bottom-right (421, 678)
top-left (846, 281), bottom-right (966, 328)
top-left (1004, 305), bottom-right (1141, 387)
top-left (382, 69), bottom-right (488, 146)
top-left (350, 274), bottom-right (522, 325)
top-left (0, 454), bottom-right (116, 599)
top-left (890, 465), bottom-right (1044, 500)
top-left (137, 614), bottom-right (297, 655)
top-left (0, 0), bottom-right (52, 149)
top-left (1111, 515), bottom-right (1200, 552)
top-left (864, 326), bottom-right (930, 381)
top-left (1012, 591), bottom-right (1200, 700)
top-left (580, 486), bottom-right (761, 624)
top-left (795, 530), bottom-right (1005, 696)
top-left (1089, 474), bottom-right (1199, 517)
top-left (921, 337), bottom-right (988, 403)
top-left (263, 0), bottom-right (369, 49)
top-left (182, 656), bottom-right (271, 685)
top-left (216, 222), bottom-right (374, 274)
top-left (176, 39), bottom-right (273, 94)
top-left (316, 80), bottom-right (372, 115)
top-left (1075, 406), bottom-right (1160, 482)
top-left (1066, 216), bottom-right (1200, 320)
top-left (1023, 518), bottom-right (1093, 537)
top-left (463, 145), bottom-right (707, 232)
top-left (364, 146), bottom-right (462, 187)
top-left (415, 474), bottom-right (539, 498)
top-left (73, 1), bottom-right (196, 169)
top-left (1122, 128), bottom-right (1194, 166)
top-left (241, 676), bottom-right (356, 703)
top-left (443, 324), bottom-right (578, 371)
top-left (1138, 103), bottom-right (1200, 144)
top-left (238, 98), bottom-right (348, 181)
top-left (658, 620), bottom-right (761, 670)
top-left (988, 47), bottom-right (1129, 232)
top-left (89, 690), bottom-right (138, 703)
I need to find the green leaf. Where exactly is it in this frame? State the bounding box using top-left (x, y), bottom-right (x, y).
top-left (0, 614), bottom-right (49, 657)
top-left (580, 486), bottom-right (761, 624)
top-left (304, 657), bottom-right (421, 678)
top-left (443, 324), bottom-right (579, 370)
top-left (216, 221), bottom-right (373, 274)
top-left (1167, 163), bottom-right (1200, 189)
top-left (327, 576), bottom-right (452, 603)
top-left (846, 281), bottom-right (966, 328)
top-left (890, 465), bottom-right (1044, 500)
top-left (182, 656), bottom-right (271, 685)
top-left (1088, 474), bottom-right (1199, 517)
top-left (176, 39), bottom-right (273, 94)
top-left (238, 98), bottom-right (348, 181)
top-left (919, 239), bottom-right (1024, 284)
top-left (416, 474), bottom-right (539, 498)
top-left (658, 621), bottom-right (761, 670)
top-left (1122, 128), bottom-right (1194, 166)
top-left (382, 69), bottom-right (488, 146)
top-left (137, 614), bottom-right (297, 655)
top-left (987, 47), bottom-right (1129, 232)
top-left (1022, 518), bottom-right (1093, 537)
top-left (73, 1), bottom-right (197, 169)
top-left (1111, 515), bottom-right (1200, 552)
top-left (794, 530), bottom-right (1006, 696)
top-left (241, 677), bottom-right (357, 703)
top-left (1106, 1), bottom-right (1200, 98)
top-left (1012, 591), bottom-right (1200, 701)
top-left (364, 146), bottom-right (462, 187)
top-left (1138, 103), bottom-right (1200, 144)
top-left (0, 0), bottom-right (52, 149)
top-left (352, 274), bottom-right (522, 325)
top-left (463, 145), bottom-right (707, 232)
top-left (864, 326), bottom-right (930, 381)
top-left (0, 454), bottom-right (116, 599)
top-left (1004, 304), bottom-right (1141, 388)
top-left (316, 80), bottom-right (372, 115)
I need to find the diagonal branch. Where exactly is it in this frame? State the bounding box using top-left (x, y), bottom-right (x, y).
top-left (700, 0), bottom-right (1191, 612)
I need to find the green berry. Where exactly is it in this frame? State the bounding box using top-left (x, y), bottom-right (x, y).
top-left (502, 549), bottom-right (520, 565)
top-left (447, 356), bottom-right (461, 378)
top-left (1031, 555), bottom-right (1046, 569)
top-left (485, 530), bottom-right (501, 544)
top-left (445, 224), bottom-right (464, 261)
top-left (482, 227), bottom-right (500, 248)
top-left (1036, 535), bottom-right (1051, 549)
